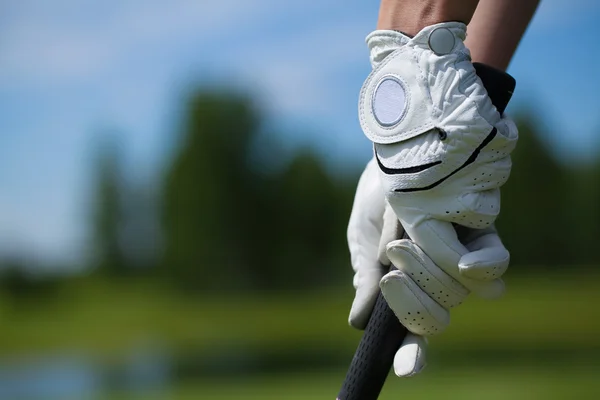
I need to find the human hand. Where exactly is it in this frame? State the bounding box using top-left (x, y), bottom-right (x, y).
top-left (348, 22), bottom-right (518, 377)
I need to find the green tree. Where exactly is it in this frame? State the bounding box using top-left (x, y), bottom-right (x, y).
top-left (564, 160), bottom-right (600, 266)
top-left (267, 151), bottom-right (356, 288)
top-left (160, 92), bottom-right (259, 290)
top-left (90, 137), bottom-right (128, 276)
top-left (160, 90), bottom-right (357, 291)
top-left (496, 115), bottom-right (570, 268)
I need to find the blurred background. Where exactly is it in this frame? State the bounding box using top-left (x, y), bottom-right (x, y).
top-left (1, 1), bottom-right (600, 399)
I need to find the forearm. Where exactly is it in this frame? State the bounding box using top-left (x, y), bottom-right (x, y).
top-left (466, 0), bottom-right (541, 71)
top-left (377, 0), bottom-right (480, 35)
top-left (376, 0), bottom-right (540, 71)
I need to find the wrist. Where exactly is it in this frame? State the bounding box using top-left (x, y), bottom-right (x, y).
top-left (366, 22), bottom-right (468, 69)
top-left (377, 0), bottom-right (479, 35)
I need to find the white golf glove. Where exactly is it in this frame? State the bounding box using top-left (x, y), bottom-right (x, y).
top-left (347, 22), bottom-right (518, 377)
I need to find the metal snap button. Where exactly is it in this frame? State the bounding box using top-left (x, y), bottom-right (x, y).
top-left (428, 27), bottom-right (455, 55)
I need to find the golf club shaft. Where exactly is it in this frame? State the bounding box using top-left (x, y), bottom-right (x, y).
top-left (336, 263), bottom-right (405, 400)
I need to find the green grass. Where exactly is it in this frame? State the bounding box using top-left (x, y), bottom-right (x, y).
top-left (0, 271), bottom-right (599, 357)
top-left (110, 364), bottom-right (600, 400)
top-left (2, 271), bottom-right (600, 399)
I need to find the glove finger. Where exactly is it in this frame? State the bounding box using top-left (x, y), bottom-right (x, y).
top-left (380, 269), bottom-right (449, 336)
top-left (456, 189), bottom-right (501, 229)
top-left (386, 239), bottom-right (469, 308)
top-left (401, 217), bottom-right (505, 299)
top-left (348, 159), bottom-right (386, 270)
top-left (349, 262), bottom-right (387, 329)
top-left (347, 159), bottom-right (388, 329)
top-left (458, 231), bottom-right (509, 281)
top-left (394, 333), bottom-right (427, 377)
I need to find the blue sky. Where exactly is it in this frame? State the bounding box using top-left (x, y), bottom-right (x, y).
top-left (1, 0), bottom-right (599, 266)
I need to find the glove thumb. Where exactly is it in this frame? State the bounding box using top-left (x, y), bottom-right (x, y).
top-left (349, 264), bottom-right (386, 329)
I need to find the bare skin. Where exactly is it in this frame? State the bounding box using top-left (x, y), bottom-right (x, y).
top-left (466, 0), bottom-right (541, 71)
top-left (377, 0), bottom-right (541, 71)
top-left (377, 0), bottom-right (480, 35)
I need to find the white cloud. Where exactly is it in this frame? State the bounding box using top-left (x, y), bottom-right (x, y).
top-left (0, 0), bottom-right (283, 87)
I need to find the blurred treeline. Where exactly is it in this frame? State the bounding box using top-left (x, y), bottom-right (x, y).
top-left (1, 89), bottom-right (599, 295)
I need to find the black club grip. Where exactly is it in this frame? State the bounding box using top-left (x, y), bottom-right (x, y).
top-left (337, 265), bottom-right (405, 400)
top-left (337, 63), bottom-right (515, 400)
